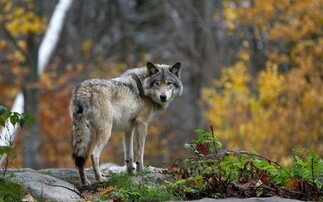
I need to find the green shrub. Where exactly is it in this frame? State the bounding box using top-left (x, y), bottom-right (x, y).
top-left (0, 181), bottom-right (26, 202)
top-left (0, 105), bottom-right (35, 129)
top-left (164, 127), bottom-right (323, 201)
top-left (0, 105), bottom-right (35, 183)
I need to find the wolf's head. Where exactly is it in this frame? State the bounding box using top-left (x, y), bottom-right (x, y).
top-left (143, 62), bottom-right (183, 108)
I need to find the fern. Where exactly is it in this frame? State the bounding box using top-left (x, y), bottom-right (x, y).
top-left (291, 153), bottom-right (323, 188)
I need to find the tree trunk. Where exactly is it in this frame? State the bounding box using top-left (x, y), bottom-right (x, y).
top-left (190, 0), bottom-right (218, 128)
top-left (20, 0), bottom-right (73, 169)
top-left (22, 33), bottom-right (41, 169)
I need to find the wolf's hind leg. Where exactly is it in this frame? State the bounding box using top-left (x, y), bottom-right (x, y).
top-left (124, 129), bottom-right (135, 173)
top-left (72, 108), bottom-right (92, 185)
top-left (78, 165), bottom-right (90, 185)
top-left (91, 128), bottom-right (111, 182)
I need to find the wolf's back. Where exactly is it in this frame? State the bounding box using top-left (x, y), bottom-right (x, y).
top-left (70, 85), bottom-right (93, 168)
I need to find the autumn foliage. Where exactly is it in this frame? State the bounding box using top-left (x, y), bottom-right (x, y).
top-left (1, 0), bottom-right (322, 169)
top-left (203, 0), bottom-right (323, 164)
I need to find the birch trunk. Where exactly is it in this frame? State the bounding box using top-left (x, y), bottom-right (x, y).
top-left (0, 0), bottom-right (73, 168)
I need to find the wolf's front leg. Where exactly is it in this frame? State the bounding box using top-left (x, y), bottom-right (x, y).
top-left (135, 123), bottom-right (148, 172)
top-left (124, 129), bottom-right (135, 173)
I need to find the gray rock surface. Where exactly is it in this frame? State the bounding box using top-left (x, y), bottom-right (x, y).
top-left (9, 170), bottom-right (82, 202)
top-left (2, 163), bottom-right (141, 202)
top-left (185, 196), bottom-right (302, 202)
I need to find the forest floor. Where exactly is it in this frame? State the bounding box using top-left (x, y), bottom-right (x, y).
top-left (1, 163), bottom-right (315, 202)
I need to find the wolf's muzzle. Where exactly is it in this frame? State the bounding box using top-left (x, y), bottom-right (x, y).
top-left (160, 95), bottom-right (167, 102)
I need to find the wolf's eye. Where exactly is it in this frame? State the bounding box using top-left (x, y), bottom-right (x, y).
top-left (166, 81), bottom-right (173, 86)
top-left (154, 81), bottom-right (161, 86)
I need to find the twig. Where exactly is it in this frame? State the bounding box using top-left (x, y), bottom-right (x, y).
top-left (0, 22), bottom-right (28, 59)
top-left (210, 126), bottom-right (214, 136)
top-left (229, 150), bottom-right (292, 178)
top-left (210, 126), bottom-right (218, 155)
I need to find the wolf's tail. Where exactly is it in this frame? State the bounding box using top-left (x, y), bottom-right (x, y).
top-left (71, 99), bottom-right (92, 169)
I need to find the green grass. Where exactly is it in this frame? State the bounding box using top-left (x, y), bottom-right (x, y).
top-left (0, 181), bottom-right (26, 202)
top-left (87, 171), bottom-right (182, 202)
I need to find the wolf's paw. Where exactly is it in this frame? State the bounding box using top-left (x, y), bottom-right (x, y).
top-left (98, 175), bottom-right (107, 182)
top-left (136, 162), bottom-right (144, 173)
top-left (101, 177), bottom-right (107, 182)
top-left (81, 178), bottom-right (91, 186)
top-left (101, 173), bottom-right (107, 179)
top-left (101, 172), bottom-right (109, 177)
top-left (127, 165), bottom-right (136, 174)
top-left (125, 160), bottom-right (136, 174)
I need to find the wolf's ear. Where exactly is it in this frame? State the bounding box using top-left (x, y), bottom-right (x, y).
top-left (170, 62), bottom-right (181, 79)
top-left (146, 62), bottom-right (158, 76)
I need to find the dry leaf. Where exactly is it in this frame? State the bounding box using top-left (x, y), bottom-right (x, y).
top-left (21, 194), bottom-right (35, 202)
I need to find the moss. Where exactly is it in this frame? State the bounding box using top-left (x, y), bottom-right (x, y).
top-left (0, 181), bottom-right (26, 202)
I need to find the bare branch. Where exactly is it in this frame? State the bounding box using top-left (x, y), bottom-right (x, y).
top-left (0, 23), bottom-right (28, 59)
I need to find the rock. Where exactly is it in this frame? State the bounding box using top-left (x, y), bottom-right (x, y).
top-left (8, 170), bottom-right (83, 202)
top-left (184, 196), bottom-right (302, 202)
top-left (1, 163), bottom-right (131, 202)
top-left (38, 163), bottom-right (122, 185)
top-left (39, 168), bottom-right (94, 185)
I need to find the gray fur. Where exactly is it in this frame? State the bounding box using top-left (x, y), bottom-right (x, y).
top-left (70, 62), bottom-right (183, 185)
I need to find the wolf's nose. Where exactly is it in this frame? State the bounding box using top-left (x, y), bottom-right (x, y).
top-left (160, 95), bottom-right (167, 102)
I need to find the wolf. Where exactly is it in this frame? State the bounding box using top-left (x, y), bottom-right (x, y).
top-left (70, 62), bottom-right (183, 185)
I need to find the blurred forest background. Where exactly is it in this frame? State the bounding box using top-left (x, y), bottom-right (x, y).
top-left (0, 0), bottom-right (322, 169)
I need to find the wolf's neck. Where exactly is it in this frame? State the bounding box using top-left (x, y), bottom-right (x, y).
top-left (130, 74), bottom-right (145, 98)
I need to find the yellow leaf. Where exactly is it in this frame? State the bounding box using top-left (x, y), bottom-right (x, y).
top-left (13, 8), bottom-right (25, 17)
top-left (4, 2), bottom-right (12, 13)
top-left (81, 39), bottom-right (93, 55)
